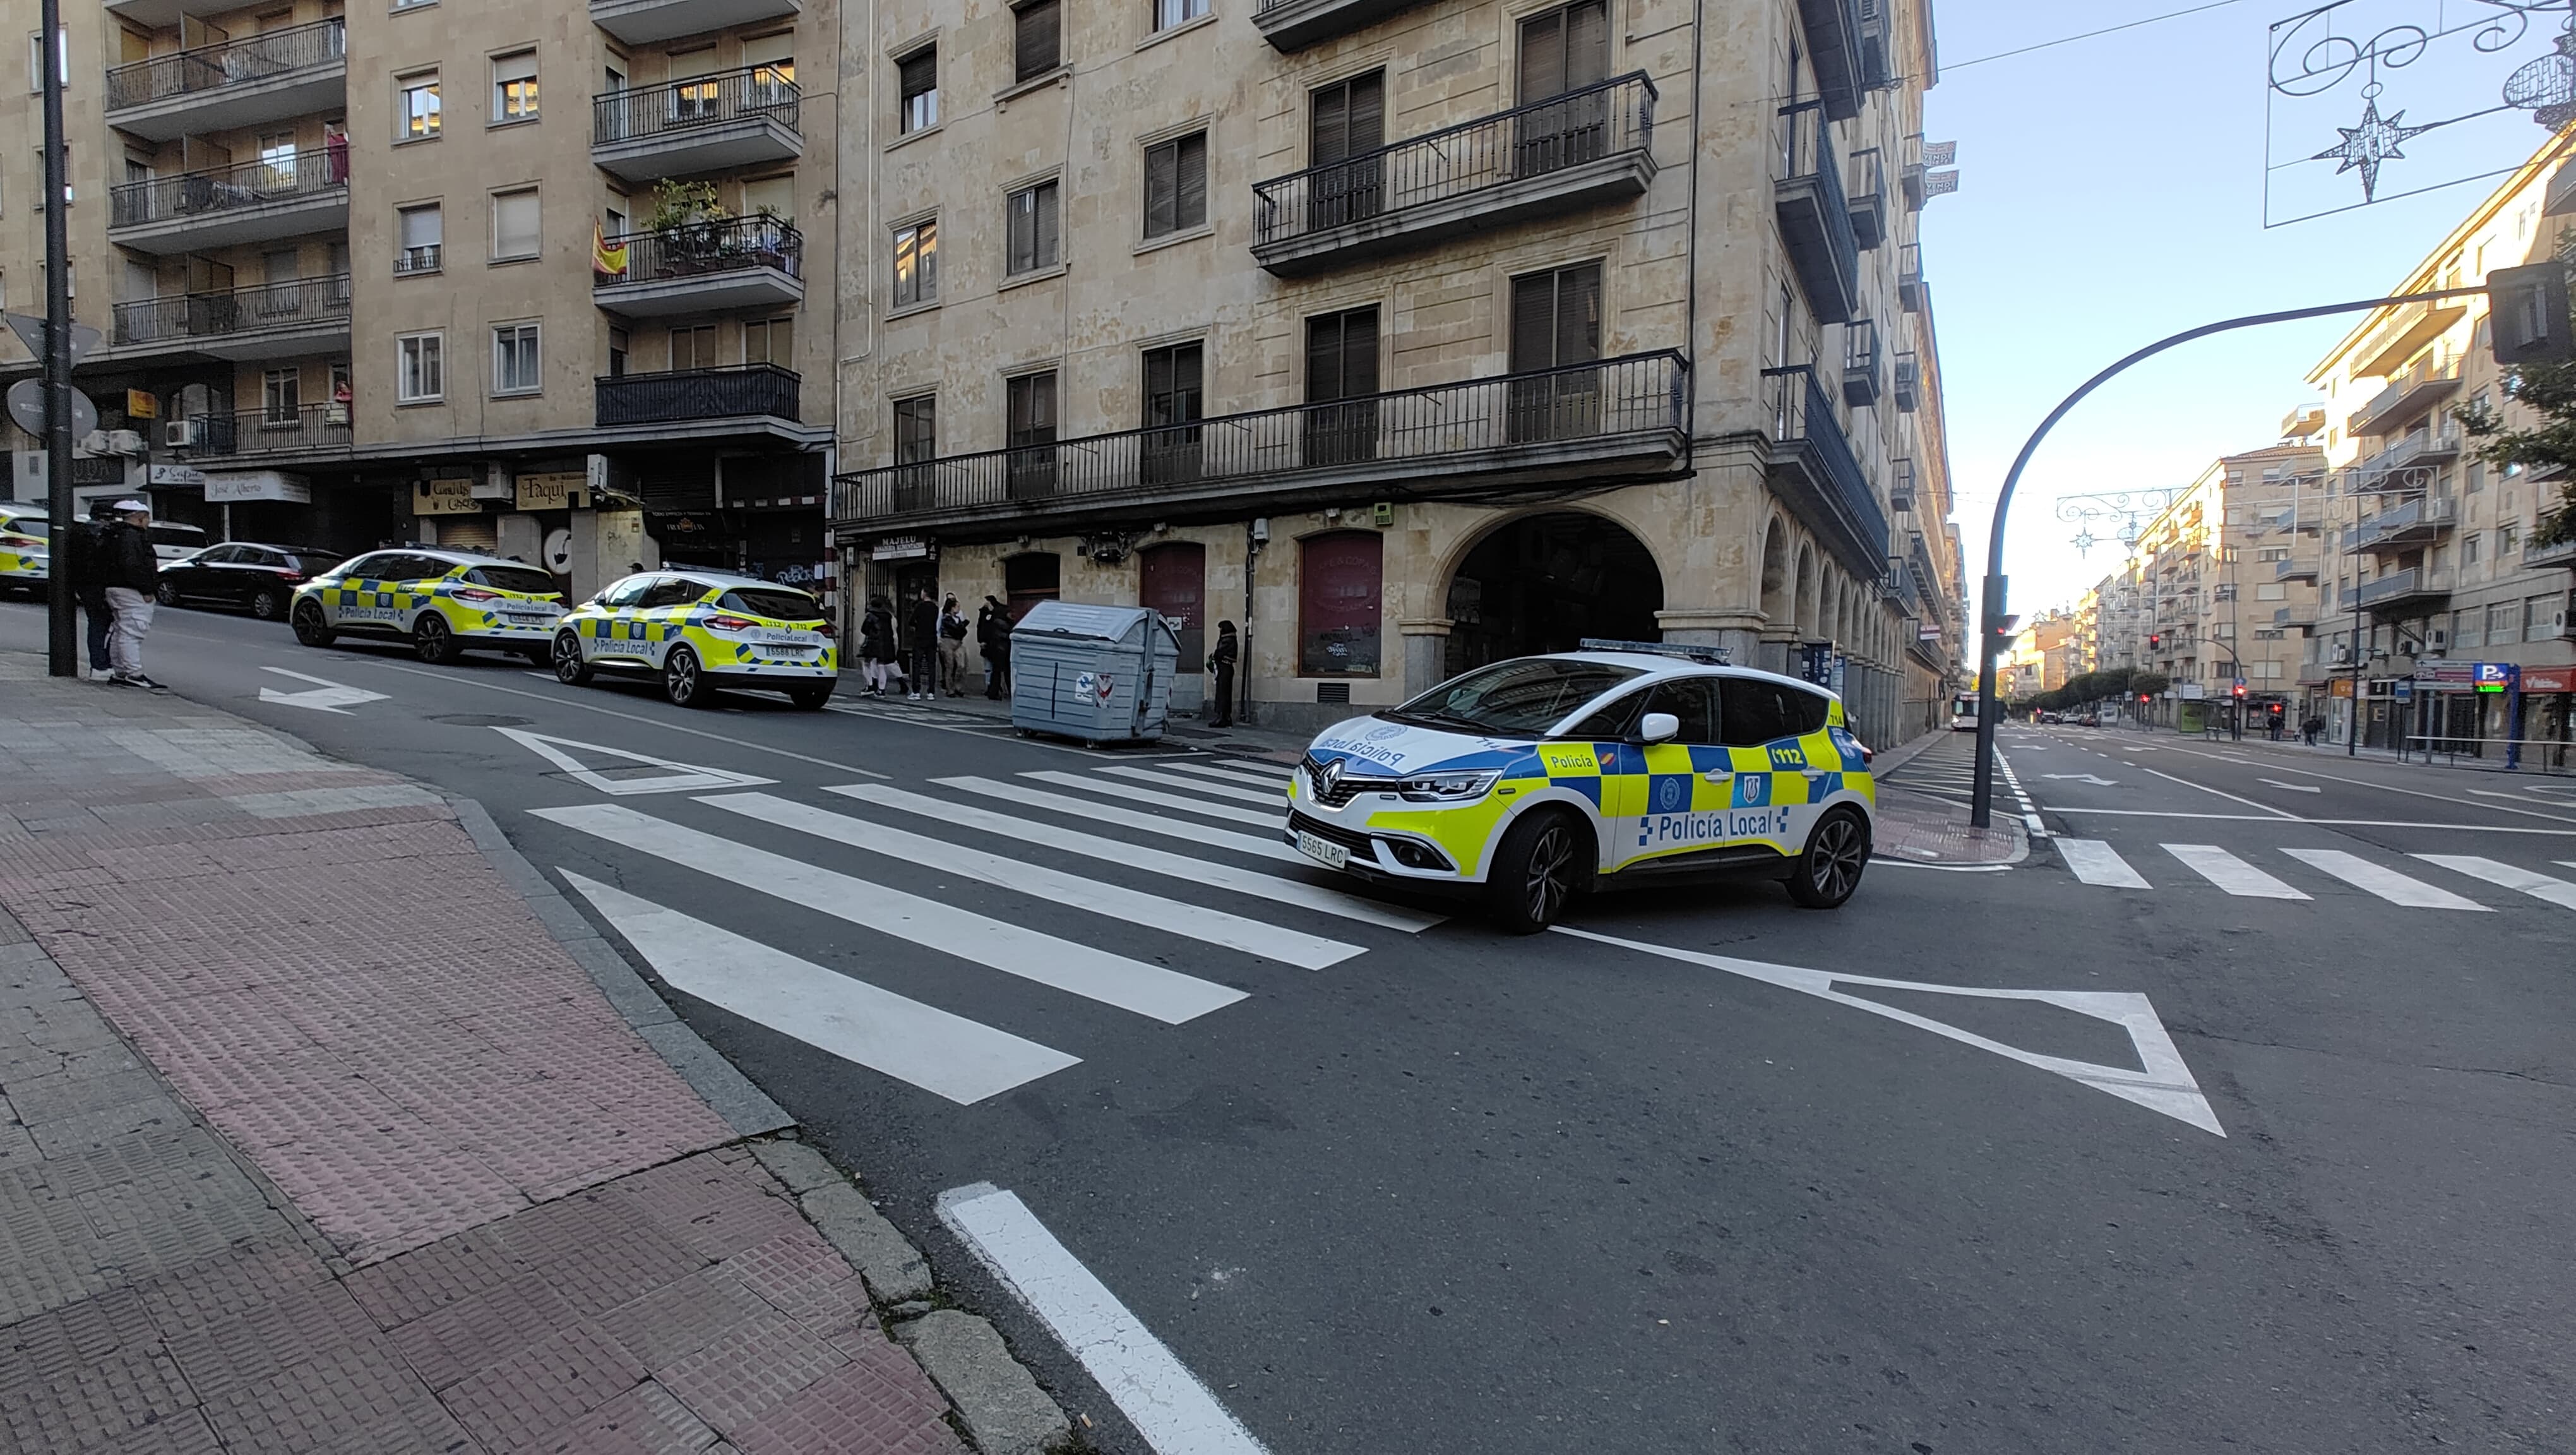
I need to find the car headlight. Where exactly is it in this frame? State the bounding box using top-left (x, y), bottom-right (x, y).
top-left (1394, 769), bottom-right (1500, 803)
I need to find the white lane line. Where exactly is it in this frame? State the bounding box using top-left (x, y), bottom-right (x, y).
top-left (2143, 766), bottom-right (2303, 820)
top-left (702, 793), bottom-right (1362, 971)
top-left (2558, 861), bottom-right (2576, 871)
top-left (2163, 844), bottom-right (2311, 900)
top-left (1158, 761), bottom-right (1297, 792)
top-left (2056, 838), bottom-right (2151, 888)
top-left (2412, 855), bottom-right (2576, 911)
top-left (2258, 779), bottom-right (2323, 794)
top-left (941, 775), bottom-right (1302, 862)
top-left (938, 1184), bottom-right (1272, 1455)
top-left (1023, 770), bottom-right (1282, 827)
top-left (2156, 743), bottom-right (2576, 826)
top-left (369, 660), bottom-right (892, 777)
top-left (2279, 848), bottom-right (2491, 911)
top-left (836, 784), bottom-right (1441, 933)
top-left (531, 804), bottom-right (1245, 1022)
top-left (2045, 808), bottom-right (2576, 832)
top-left (1099, 766), bottom-right (1289, 806)
top-left (561, 872), bottom-right (1077, 1103)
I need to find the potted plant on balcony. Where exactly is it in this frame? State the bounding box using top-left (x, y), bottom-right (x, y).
top-left (646, 179), bottom-right (732, 279)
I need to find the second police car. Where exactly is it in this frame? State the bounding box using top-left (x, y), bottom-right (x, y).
top-left (1288, 644), bottom-right (1876, 933)
top-left (0, 505), bottom-right (47, 597)
top-left (290, 548), bottom-right (566, 663)
top-left (552, 569), bottom-right (838, 709)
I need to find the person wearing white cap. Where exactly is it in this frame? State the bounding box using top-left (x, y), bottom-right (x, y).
top-left (98, 500), bottom-right (166, 690)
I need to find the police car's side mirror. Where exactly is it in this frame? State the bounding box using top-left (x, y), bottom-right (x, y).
top-left (1640, 712), bottom-right (1679, 744)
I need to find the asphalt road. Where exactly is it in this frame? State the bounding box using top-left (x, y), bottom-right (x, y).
top-left (13, 600), bottom-right (2573, 1454)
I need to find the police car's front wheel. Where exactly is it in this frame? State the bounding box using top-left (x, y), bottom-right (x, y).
top-left (1786, 808), bottom-right (1869, 909)
top-left (551, 631), bottom-right (592, 685)
top-left (1485, 809), bottom-right (1588, 935)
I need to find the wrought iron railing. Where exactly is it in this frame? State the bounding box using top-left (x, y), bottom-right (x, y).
top-left (104, 18), bottom-right (345, 112)
top-left (593, 66), bottom-right (801, 147)
top-left (1762, 363), bottom-right (1888, 559)
top-left (2350, 424), bottom-right (2464, 491)
top-left (2344, 496), bottom-right (2455, 553)
top-left (595, 364), bottom-right (800, 426)
top-left (394, 244), bottom-right (441, 276)
top-left (597, 217), bottom-right (803, 287)
top-left (834, 350), bottom-right (1688, 522)
top-left (109, 152), bottom-right (348, 230)
top-left (2525, 534), bottom-right (2576, 567)
top-left (176, 404), bottom-right (353, 458)
top-left (110, 275), bottom-right (352, 347)
top-left (1251, 73), bottom-right (1654, 248)
top-left (2352, 357), bottom-right (2460, 435)
top-left (2342, 567), bottom-right (2447, 610)
top-left (1777, 100), bottom-right (1855, 257)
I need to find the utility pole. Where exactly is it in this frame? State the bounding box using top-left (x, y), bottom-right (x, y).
top-left (39, 0), bottom-right (75, 678)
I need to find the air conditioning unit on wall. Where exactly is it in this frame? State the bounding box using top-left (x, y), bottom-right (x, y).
top-left (2426, 628), bottom-right (2450, 651)
top-left (162, 419), bottom-right (200, 448)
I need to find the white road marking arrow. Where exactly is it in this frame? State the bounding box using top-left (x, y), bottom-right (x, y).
top-left (1559, 926), bottom-right (2225, 1136)
top-left (493, 726), bottom-right (773, 795)
top-left (2258, 779), bottom-right (2323, 793)
top-left (2042, 773), bottom-right (2119, 786)
top-left (256, 666), bottom-right (389, 714)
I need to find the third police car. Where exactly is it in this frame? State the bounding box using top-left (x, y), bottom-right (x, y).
top-left (1287, 644), bottom-right (1876, 933)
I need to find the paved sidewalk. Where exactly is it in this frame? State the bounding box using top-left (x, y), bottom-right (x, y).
top-left (0, 656), bottom-right (968, 1455)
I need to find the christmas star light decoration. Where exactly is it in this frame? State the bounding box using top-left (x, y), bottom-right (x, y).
top-left (2315, 95), bottom-right (2431, 203)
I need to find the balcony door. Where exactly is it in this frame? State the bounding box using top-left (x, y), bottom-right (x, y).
top-left (669, 49), bottom-right (720, 128)
top-left (1307, 70), bottom-right (1383, 232)
top-left (1140, 342), bottom-right (1204, 486)
top-left (1006, 371), bottom-right (1058, 501)
top-left (892, 395), bottom-right (935, 513)
top-left (1515, 0), bottom-right (1610, 177)
top-left (1304, 306), bottom-right (1378, 467)
top-left (1508, 262), bottom-right (1602, 443)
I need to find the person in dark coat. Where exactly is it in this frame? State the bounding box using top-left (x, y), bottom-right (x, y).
top-left (859, 594), bottom-right (897, 697)
top-left (1205, 619), bottom-right (1239, 728)
top-left (977, 596), bottom-right (1012, 700)
top-left (63, 499), bottom-right (118, 681)
top-left (97, 500), bottom-right (165, 690)
top-left (903, 585), bottom-right (939, 702)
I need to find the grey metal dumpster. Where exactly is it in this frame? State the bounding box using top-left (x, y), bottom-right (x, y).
top-left (1008, 601), bottom-right (1181, 745)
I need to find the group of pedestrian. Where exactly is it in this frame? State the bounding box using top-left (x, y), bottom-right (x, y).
top-left (2301, 712), bottom-right (2325, 746)
top-left (60, 498), bottom-right (166, 691)
top-left (854, 584), bottom-right (1014, 700)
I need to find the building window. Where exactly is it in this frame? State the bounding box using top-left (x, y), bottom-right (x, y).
top-left (262, 369), bottom-right (300, 425)
top-left (2528, 593), bottom-right (2563, 642)
top-left (2463, 532), bottom-right (2481, 566)
top-left (744, 315), bottom-right (793, 365)
top-left (671, 323), bottom-right (717, 370)
top-left (608, 326), bottom-right (629, 377)
top-left (1006, 180), bottom-right (1061, 275)
top-left (28, 27), bottom-right (66, 93)
top-left (892, 218), bottom-right (938, 308)
top-left (1508, 261), bottom-right (1603, 441)
top-left (1299, 531), bottom-right (1383, 676)
top-left (1154, 0), bottom-right (1208, 31)
top-left (398, 72), bottom-right (441, 140)
top-left (1517, 0), bottom-right (1609, 102)
top-left (1005, 371), bottom-right (1057, 498)
top-left (492, 321), bottom-right (540, 395)
top-left (893, 393), bottom-right (936, 510)
top-left (1304, 306), bottom-right (1379, 466)
top-left (1307, 71), bottom-right (1384, 228)
top-left (397, 331), bottom-right (444, 403)
top-left (490, 188), bottom-right (539, 261)
top-left (395, 203), bottom-right (441, 274)
top-left (1013, 0), bottom-right (1061, 84)
top-left (744, 34), bottom-right (794, 105)
top-left (1141, 342), bottom-right (1203, 484)
top-left (898, 45), bottom-right (937, 133)
top-left (1143, 131), bottom-right (1207, 238)
top-left (2454, 608), bottom-right (2483, 649)
top-left (2499, 521), bottom-right (2519, 555)
top-left (492, 50), bottom-right (537, 123)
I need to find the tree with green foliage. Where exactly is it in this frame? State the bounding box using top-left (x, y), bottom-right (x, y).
top-left (2457, 237), bottom-right (2576, 548)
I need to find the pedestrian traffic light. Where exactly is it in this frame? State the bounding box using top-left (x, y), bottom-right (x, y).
top-left (2231, 682), bottom-right (2247, 698)
top-left (2267, 702), bottom-right (2285, 721)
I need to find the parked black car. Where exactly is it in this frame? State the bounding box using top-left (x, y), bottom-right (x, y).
top-left (157, 542), bottom-right (349, 621)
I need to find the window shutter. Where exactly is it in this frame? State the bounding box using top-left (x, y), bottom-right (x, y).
top-left (1306, 316), bottom-right (1340, 402)
top-left (1566, 0), bottom-right (1609, 88)
top-left (1557, 263), bottom-right (1602, 363)
top-left (1510, 273), bottom-right (1554, 373)
top-left (1518, 9), bottom-right (1563, 101)
top-left (1015, 0), bottom-right (1059, 83)
top-left (899, 48), bottom-right (935, 100)
top-left (1347, 71), bottom-right (1383, 152)
top-left (1342, 307), bottom-right (1378, 395)
top-left (1311, 82), bottom-right (1347, 165)
top-left (492, 51), bottom-right (535, 85)
top-left (1175, 343), bottom-right (1202, 419)
top-left (1176, 133), bottom-right (1207, 229)
top-left (1145, 141), bottom-right (1177, 236)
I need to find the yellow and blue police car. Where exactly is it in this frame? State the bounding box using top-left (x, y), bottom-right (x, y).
top-left (551, 569), bottom-right (837, 710)
top-left (1287, 644), bottom-right (1877, 933)
top-left (0, 505), bottom-right (49, 597)
top-left (289, 548), bottom-right (566, 664)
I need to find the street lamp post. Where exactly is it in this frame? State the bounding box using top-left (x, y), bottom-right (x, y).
top-left (1971, 285), bottom-right (2499, 829)
top-left (38, 0), bottom-right (75, 678)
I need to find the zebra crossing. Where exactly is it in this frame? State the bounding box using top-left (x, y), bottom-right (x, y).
top-left (535, 755), bottom-right (1431, 1106)
top-left (2053, 836), bottom-right (2576, 911)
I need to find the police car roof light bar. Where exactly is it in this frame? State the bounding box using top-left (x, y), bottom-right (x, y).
top-left (1577, 638), bottom-right (1732, 666)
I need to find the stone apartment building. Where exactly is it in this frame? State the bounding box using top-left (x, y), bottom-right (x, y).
top-left (0, 0), bottom-right (842, 602)
top-left (2302, 128), bottom-right (2576, 758)
top-left (823, 0), bottom-right (1967, 737)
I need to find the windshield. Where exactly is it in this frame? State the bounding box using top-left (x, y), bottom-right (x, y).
top-left (0, 515), bottom-right (48, 540)
top-left (465, 565), bottom-right (561, 596)
top-left (1389, 658), bottom-right (1645, 737)
top-left (718, 586), bottom-right (823, 621)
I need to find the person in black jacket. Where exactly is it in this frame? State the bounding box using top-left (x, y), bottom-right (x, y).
top-left (858, 594), bottom-right (896, 697)
top-left (63, 500), bottom-right (118, 681)
top-left (1205, 619), bottom-right (1238, 728)
top-left (903, 585), bottom-right (939, 702)
top-left (97, 500), bottom-right (165, 690)
top-left (977, 596), bottom-right (1012, 700)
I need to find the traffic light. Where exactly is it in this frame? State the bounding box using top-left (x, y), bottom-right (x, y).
top-left (2138, 692), bottom-right (2152, 704)
top-left (2231, 682), bottom-right (2247, 698)
top-left (2147, 632), bottom-right (2163, 650)
top-left (2267, 702), bottom-right (2286, 721)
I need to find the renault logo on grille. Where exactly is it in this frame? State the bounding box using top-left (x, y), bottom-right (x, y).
top-left (1315, 757), bottom-right (1344, 796)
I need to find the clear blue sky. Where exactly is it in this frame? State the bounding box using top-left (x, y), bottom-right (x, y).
top-left (1922, 0), bottom-right (2565, 634)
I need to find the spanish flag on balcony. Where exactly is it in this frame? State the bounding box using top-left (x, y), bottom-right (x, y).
top-left (593, 224), bottom-right (628, 278)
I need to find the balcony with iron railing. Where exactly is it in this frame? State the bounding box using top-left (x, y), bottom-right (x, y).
top-left (2352, 296), bottom-right (2471, 377)
top-left (592, 66), bottom-right (801, 181)
top-left (1842, 319), bottom-right (1882, 407)
top-left (2274, 554), bottom-right (2320, 582)
top-left (595, 363), bottom-right (801, 429)
top-left (1775, 102), bottom-right (1859, 324)
top-left (1249, 75), bottom-right (1655, 276)
top-left (2351, 357), bottom-right (2462, 438)
top-left (108, 152), bottom-right (348, 253)
top-left (1888, 455), bottom-right (1917, 512)
top-left (2524, 532), bottom-right (2576, 568)
top-left (2350, 423), bottom-right (2464, 492)
top-left (393, 244), bottom-right (442, 277)
top-left (832, 352), bottom-right (1689, 536)
top-left (2340, 566), bottom-right (2450, 613)
top-left (109, 275), bottom-right (351, 361)
top-left (2342, 495), bottom-right (2457, 554)
top-left (1897, 241), bottom-right (1924, 313)
top-left (594, 217), bottom-right (804, 318)
top-left (1883, 555), bottom-right (1924, 618)
top-left (169, 404), bottom-right (352, 462)
top-left (1892, 350), bottom-right (1921, 412)
top-left (592, 0), bottom-right (797, 46)
top-left (103, 18), bottom-right (345, 142)
top-left (1796, 0), bottom-right (1878, 121)
top-left (1847, 147), bottom-right (1887, 251)
top-left (1255, 0), bottom-right (1432, 51)
top-left (1762, 364), bottom-right (1889, 578)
